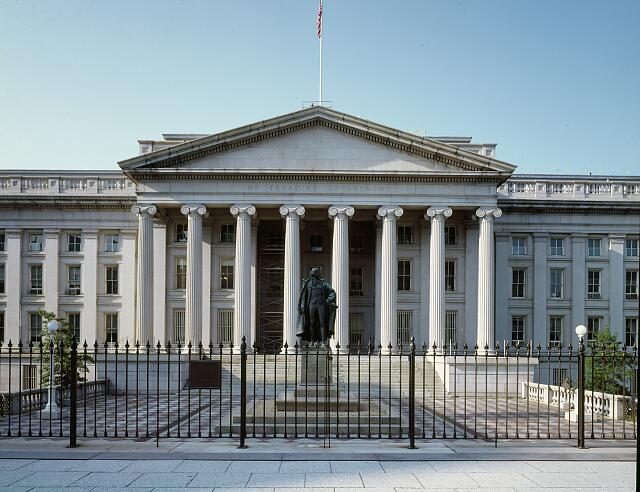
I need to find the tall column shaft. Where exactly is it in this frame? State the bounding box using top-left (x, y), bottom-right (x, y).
top-left (43, 229), bottom-right (59, 314)
top-left (83, 230), bottom-right (99, 344)
top-left (374, 223), bottom-right (382, 346)
top-left (5, 229), bottom-right (21, 342)
top-left (231, 204), bottom-right (256, 350)
top-left (133, 205), bottom-right (156, 345)
top-left (426, 207), bottom-right (452, 351)
top-left (476, 207), bottom-right (502, 353)
top-left (378, 206), bottom-right (403, 353)
top-left (181, 204), bottom-right (206, 345)
top-left (329, 205), bottom-right (354, 352)
top-left (250, 224), bottom-right (258, 349)
top-left (280, 205), bottom-right (305, 350)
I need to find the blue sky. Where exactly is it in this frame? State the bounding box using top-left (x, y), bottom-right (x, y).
top-left (1, 1), bottom-right (638, 174)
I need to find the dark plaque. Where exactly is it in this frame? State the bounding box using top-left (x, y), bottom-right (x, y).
top-left (189, 360), bottom-right (221, 389)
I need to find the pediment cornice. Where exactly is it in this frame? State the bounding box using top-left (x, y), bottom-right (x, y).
top-left (119, 107), bottom-right (516, 177)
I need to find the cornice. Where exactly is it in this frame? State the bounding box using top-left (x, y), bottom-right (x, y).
top-left (498, 200), bottom-right (640, 215)
top-left (0, 196), bottom-right (136, 210)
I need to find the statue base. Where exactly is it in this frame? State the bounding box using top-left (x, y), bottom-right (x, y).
top-left (299, 348), bottom-right (332, 386)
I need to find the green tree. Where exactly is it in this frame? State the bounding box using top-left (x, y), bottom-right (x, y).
top-left (584, 327), bottom-right (634, 395)
top-left (37, 309), bottom-right (93, 386)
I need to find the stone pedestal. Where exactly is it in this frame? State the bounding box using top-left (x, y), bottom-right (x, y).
top-left (299, 349), bottom-right (332, 386)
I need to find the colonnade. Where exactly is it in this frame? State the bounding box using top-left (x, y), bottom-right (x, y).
top-left (133, 203), bottom-right (501, 352)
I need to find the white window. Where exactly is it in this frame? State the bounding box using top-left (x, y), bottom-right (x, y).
top-left (397, 260), bottom-right (411, 291)
top-left (67, 313), bottom-right (80, 342)
top-left (67, 233), bottom-right (81, 252)
top-left (309, 234), bottom-right (323, 252)
top-left (105, 234), bottom-right (119, 252)
top-left (549, 238), bottom-right (564, 256)
top-left (626, 270), bottom-right (638, 300)
top-left (176, 223), bottom-right (188, 243)
top-left (28, 233), bottom-right (43, 252)
top-left (30, 312), bottom-right (42, 342)
top-left (587, 270), bottom-right (601, 299)
top-left (67, 265), bottom-right (81, 295)
top-left (512, 237), bottom-right (527, 255)
top-left (220, 259), bottom-right (234, 289)
top-left (512, 268), bottom-right (526, 298)
top-left (625, 318), bottom-right (638, 347)
top-left (175, 257), bottom-right (187, 289)
top-left (350, 266), bottom-right (363, 296)
top-left (0, 263), bottom-right (4, 294)
top-left (549, 316), bottom-right (563, 347)
top-left (588, 238), bottom-right (602, 257)
top-left (30, 265), bottom-right (43, 295)
top-left (445, 311), bottom-right (457, 346)
top-left (511, 316), bottom-right (526, 345)
top-left (220, 224), bottom-right (235, 243)
top-left (217, 308), bottom-right (233, 345)
top-left (444, 225), bottom-right (457, 246)
top-left (105, 313), bottom-right (118, 345)
top-left (173, 309), bottom-right (185, 344)
top-left (349, 313), bottom-right (364, 348)
top-left (445, 260), bottom-right (455, 292)
top-left (105, 265), bottom-right (118, 294)
top-left (625, 238), bottom-right (639, 257)
top-left (550, 269), bottom-right (564, 299)
top-left (397, 225), bottom-right (412, 245)
top-left (397, 310), bottom-right (413, 347)
top-left (587, 316), bottom-right (601, 342)
top-left (22, 365), bottom-right (38, 390)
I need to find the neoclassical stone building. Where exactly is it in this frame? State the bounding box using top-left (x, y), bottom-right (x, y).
top-left (0, 107), bottom-right (638, 359)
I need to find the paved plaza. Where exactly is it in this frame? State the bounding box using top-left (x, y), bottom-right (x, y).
top-left (0, 438), bottom-right (635, 491)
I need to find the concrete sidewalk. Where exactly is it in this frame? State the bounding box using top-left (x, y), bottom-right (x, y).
top-left (0, 439), bottom-right (635, 491)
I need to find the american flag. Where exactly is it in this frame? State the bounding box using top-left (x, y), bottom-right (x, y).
top-left (317, 0), bottom-right (322, 38)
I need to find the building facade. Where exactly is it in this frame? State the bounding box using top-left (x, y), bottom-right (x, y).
top-left (0, 107), bottom-right (638, 359)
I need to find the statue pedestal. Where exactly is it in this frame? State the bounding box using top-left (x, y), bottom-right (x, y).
top-left (299, 348), bottom-right (332, 386)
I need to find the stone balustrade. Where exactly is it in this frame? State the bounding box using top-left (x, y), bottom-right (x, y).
top-left (499, 177), bottom-right (640, 201)
top-left (521, 381), bottom-right (635, 420)
top-left (0, 173), bottom-right (135, 196)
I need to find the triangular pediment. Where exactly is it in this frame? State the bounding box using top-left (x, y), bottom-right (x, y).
top-left (119, 107), bottom-right (516, 179)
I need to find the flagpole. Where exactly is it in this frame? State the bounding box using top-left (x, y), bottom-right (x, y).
top-left (318, 0), bottom-right (323, 105)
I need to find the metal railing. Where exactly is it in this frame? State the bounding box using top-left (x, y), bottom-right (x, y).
top-left (0, 338), bottom-right (636, 448)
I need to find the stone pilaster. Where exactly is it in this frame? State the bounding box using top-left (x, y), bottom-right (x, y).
top-left (82, 230), bottom-right (99, 344)
top-left (329, 205), bottom-right (355, 353)
top-left (280, 205), bottom-right (305, 350)
top-left (609, 234), bottom-right (626, 341)
top-left (533, 232), bottom-right (548, 348)
top-left (152, 220), bottom-right (167, 344)
top-left (426, 207), bottom-right (452, 351)
top-left (120, 230), bottom-right (137, 343)
top-left (476, 207), bottom-right (502, 353)
top-left (5, 229), bottom-right (21, 342)
top-left (132, 204), bottom-right (156, 344)
top-left (43, 229), bottom-right (60, 314)
top-left (231, 204), bottom-right (257, 350)
top-left (378, 205), bottom-right (403, 353)
top-left (571, 233), bottom-right (587, 342)
top-left (180, 204), bottom-right (206, 345)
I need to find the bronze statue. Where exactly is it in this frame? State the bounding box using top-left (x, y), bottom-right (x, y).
top-left (297, 267), bottom-right (337, 347)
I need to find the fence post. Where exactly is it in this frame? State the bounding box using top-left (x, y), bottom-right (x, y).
top-left (577, 336), bottom-right (585, 449)
top-left (238, 336), bottom-right (248, 449)
top-left (408, 336), bottom-right (416, 449)
top-left (69, 339), bottom-right (78, 448)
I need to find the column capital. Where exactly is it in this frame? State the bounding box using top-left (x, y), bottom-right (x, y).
top-left (180, 204), bottom-right (207, 217)
top-left (328, 205), bottom-right (355, 219)
top-left (279, 204), bottom-right (305, 219)
top-left (377, 205), bottom-right (403, 220)
top-left (230, 204), bottom-right (257, 218)
top-left (132, 204), bottom-right (157, 217)
top-left (475, 207), bottom-right (502, 220)
top-left (425, 206), bottom-right (453, 220)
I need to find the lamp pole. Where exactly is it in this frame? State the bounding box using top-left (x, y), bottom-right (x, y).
top-left (44, 320), bottom-right (61, 419)
top-left (575, 324), bottom-right (587, 449)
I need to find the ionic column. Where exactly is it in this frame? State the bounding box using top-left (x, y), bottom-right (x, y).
top-left (280, 205), bottom-right (305, 350)
top-left (378, 206), bottom-right (403, 353)
top-left (425, 207), bottom-right (452, 351)
top-left (329, 205), bottom-right (355, 353)
top-left (231, 204), bottom-right (257, 350)
top-left (181, 204), bottom-right (207, 345)
top-left (132, 205), bottom-right (157, 345)
top-left (476, 207), bottom-right (502, 354)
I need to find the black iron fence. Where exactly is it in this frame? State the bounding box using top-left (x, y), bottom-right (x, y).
top-left (0, 338), bottom-right (636, 448)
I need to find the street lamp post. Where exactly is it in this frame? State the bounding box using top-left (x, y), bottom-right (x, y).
top-left (44, 320), bottom-right (61, 419)
top-left (575, 324), bottom-right (587, 449)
